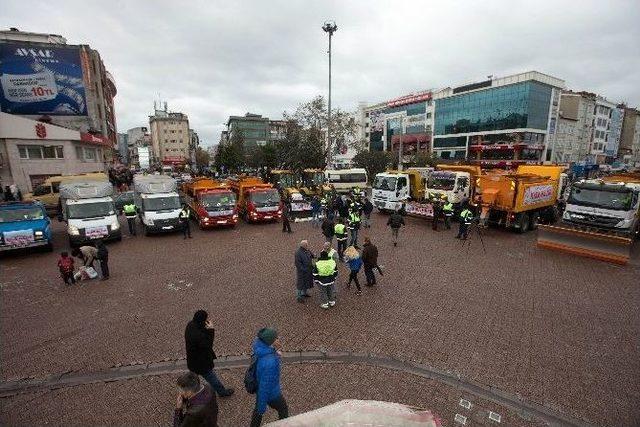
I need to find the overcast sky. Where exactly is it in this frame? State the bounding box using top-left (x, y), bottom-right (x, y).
top-left (3, 0), bottom-right (640, 146)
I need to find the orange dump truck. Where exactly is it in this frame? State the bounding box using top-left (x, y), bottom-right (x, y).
top-left (228, 177), bottom-right (282, 222)
top-left (478, 165), bottom-right (567, 233)
top-left (182, 178), bottom-right (238, 228)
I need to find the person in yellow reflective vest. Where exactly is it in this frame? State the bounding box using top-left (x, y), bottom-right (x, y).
top-left (179, 204), bottom-right (192, 239)
top-left (334, 218), bottom-right (348, 261)
top-left (442, 196), bottom-right (454, 230)
top-left (348, 210), bottom-right (361, 248)
top-left (456, 204), bottom-right (474, 240)
top-left (313, 251), bottom-right (338, 309)
top-left (122, 202), bottom-right (137, 236)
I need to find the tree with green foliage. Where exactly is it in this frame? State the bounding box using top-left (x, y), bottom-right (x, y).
top-left (214, 130), bottom-right (245, 173)
top-left (195, 147), bottom-right (211, 169)
top-left (352, 150), bottom-right (393, 183)
top-left (410, 151), bottom-right (440, 168)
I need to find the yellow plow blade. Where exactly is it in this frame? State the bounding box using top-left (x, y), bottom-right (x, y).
top-left (537, 224), bottom-right (633, 265)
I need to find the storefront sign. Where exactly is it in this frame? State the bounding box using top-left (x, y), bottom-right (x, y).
top-left (523, 185), bottom-right (554, 206)
top-left (387, 91), bottom-right (432, 108)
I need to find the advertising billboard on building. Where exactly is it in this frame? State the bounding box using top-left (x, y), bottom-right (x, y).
top-left (0, 42), bottom-right (87, 116)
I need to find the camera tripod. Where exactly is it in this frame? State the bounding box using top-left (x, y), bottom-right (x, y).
top-left (459, 218), bottom-right (486, 254)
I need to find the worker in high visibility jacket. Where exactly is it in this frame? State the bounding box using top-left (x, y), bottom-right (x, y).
top-left (313, 251), bottom-right (338, 309)
top-left (348, 210), bottom-right (361, 248)
top-left (179, 204), bottom-right (192, 239)
top-left (122, 202), bottom-right (137, 236)
top-left (334, 218), bottom-right (348, 261)
top-left (456, 204), bottom-right (474, 240)
top-left (442, 196), bottom-right (454, 230)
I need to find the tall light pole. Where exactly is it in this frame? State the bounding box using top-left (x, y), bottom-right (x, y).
top-left (322, 20), bottom-right (337, 167)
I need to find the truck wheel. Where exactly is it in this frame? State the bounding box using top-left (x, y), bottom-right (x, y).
top-left (529, 212), bottom-right (540, 230)
top-left (516, 213), bottom-right (530, 233)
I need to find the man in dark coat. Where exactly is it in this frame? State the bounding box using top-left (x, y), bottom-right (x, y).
top-left (321, 215), bottom-right (335, 243)
top-left (173, 372), bottom-right (219, 427)
top-left (361, 237), bottom-right (379, 287)
top-left (294, 240), bottom-right (314, 303)
top-left (185, 310), bottom-right (234, 398)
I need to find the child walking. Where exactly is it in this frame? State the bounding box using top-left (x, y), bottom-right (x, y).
top-left (57, 251), bottom-right (76, 285)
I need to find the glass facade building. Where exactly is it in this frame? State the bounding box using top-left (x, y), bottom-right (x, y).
top-left (434, 81), bottom-right (553, 135)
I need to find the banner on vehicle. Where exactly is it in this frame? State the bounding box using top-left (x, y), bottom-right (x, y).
top-left (523, 184), bottom-right (554, 206)
top-left (0, 42), bottom-right (87, 115)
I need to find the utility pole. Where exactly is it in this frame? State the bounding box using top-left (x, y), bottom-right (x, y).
top-left (322, 20), bottom-right (337, 167)
top-left (398, 117), bottom-right (405, 171)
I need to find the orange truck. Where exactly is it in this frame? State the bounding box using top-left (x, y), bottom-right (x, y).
top-left (228, 177), bottom-right (282, 222)
top-left (478, 165), bottom-right (567, 233)
top-left (181, 178), bottom-right (238, 228)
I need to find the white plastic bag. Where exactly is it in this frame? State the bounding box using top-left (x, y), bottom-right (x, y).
top-left (84, 266), bottom-right (98, 279)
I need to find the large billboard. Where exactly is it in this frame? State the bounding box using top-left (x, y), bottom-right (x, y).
top-left (0, 42), bottom-right (87, 116)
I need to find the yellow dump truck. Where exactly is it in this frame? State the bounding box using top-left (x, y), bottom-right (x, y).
top-left (478, 165), bottom-right (567, 233)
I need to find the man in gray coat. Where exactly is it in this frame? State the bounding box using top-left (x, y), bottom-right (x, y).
top-left (294, 240), bottom-right (314, 303)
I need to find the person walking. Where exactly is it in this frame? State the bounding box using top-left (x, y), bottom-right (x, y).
top-left (249, 328), bottom-right (288, 427)
top-left (456, 204), bottom-right (474, 240)
top-left (185, 310), bottom-right (234, 398)
top-left (361, 237), bottom-right (379, 287)
top-left (387, 208), bottom-right (405, 247)
top-left (321, 215), bottom-right (335, 243)
top-left (57, 251), bottom-right (76, 285)
top-left (179, 203), bottom-right (192, 239)
top-left (294, 240), bottom-right (314, 303)
top-left (173, 372), bottom-right (219, 427)
top-left (348, 209), bottom-right (361, 248)
top-left (122, 201), bottom-right (137, 236)
top-left (310, 196), bottom-right (322, 227)
top-left (362, 198), bottom-right (373, 229)
top-left (334, 219), bottom-right (348, 261)
top-left (344, 246), bottom-right (363, 295)
top-left (442, 196), bottom-right (454, 230)
top-left (431, 196), bottom-right (442, 231)
top-left (95, 240), bottom-right (109, 280)
top-left (281, 200), bottom-right (292, 233)
top-left (313, 251), bottom-right (338, 309)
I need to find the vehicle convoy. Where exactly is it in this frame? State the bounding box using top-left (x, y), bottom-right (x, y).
top-left (59, 178), bottom-right (121, 246)
top-left (25, 172), bottom-right (108, 215)
top-left (371, 169), bottom-right (426, 213)
top-left (477, 165), bottom-right (567, 233)
top-left (0, 201), bottom-right (53, 252)
top-left (133, 175), bottom-right (182, 234)
top-left (299, 168), bottom-right (332, 198)
top-left (228, 177), bottom-right (281, 223)
top-left (269, 169), bottom-right (311, 220)
top-left (537, 173), bottom-right (640, 265)
top-left (182, 178), bottom-right (238, 228)
top-left (325, 168), bottom-right (368, 194)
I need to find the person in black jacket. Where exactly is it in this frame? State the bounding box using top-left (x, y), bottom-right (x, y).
top-left (95, 240), bottom-right (109, 281)
top-left (173, 372), bottom-right (218, 427)
top-left (387, 209), bottom-right (405, 247)
top-left (321, 215), bottom-right (335, 243)
top-left (185, 310), bottom-right (234, 398)
top-left (362, 198), bottom-right (374, 228)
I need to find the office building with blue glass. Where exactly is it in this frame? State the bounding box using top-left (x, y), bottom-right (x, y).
top-left (432, 71), bottom-right (564, 167)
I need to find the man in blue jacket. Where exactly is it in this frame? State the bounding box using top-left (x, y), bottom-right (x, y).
top-left (250, 328), bottom-right (288, 427)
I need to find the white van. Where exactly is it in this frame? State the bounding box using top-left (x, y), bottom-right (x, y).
top-left (324, 168), bottom-right (368, 194)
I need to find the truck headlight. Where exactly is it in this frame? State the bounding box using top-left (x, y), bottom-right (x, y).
top-left (68, 225), bottom-right (80, 235)
top-left (111, 221), bottom-right (120, 230)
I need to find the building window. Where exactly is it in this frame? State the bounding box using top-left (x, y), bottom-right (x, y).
top-left (18, 145), bottom-right (64, 159)
top-left (84, 148), bottom-right (96, 161)
top-left (76, 146), bottom-right (84, 159)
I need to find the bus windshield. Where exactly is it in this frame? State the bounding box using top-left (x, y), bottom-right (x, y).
top-left (373, 176), bottom-right (397, 191)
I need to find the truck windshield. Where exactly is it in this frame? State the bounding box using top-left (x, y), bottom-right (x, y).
top-left (201, 193), bottom-right (236, 208)
top-left (278, 174), bottom-right (296, 188)
top-left (373, 176), bottom-right (397, 191)
top-left (250, 190), bottom-right (280, 206)
top-left (0, 207), bottom-right (45, 223)
top-left (143, 196), bottom-right (181, 211)
top-left (427, 174), bottom-right (456, 191)
top-left (67, 202), bottom-right (115, 219)
top-left (568, 187), bottom-right (634, 211)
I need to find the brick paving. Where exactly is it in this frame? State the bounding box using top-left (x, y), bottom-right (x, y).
top-left (1, 214), bottom-right (639, 426)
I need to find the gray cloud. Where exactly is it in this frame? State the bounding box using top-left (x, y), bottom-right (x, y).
top-left (2, 0), bottom-right (639, 146)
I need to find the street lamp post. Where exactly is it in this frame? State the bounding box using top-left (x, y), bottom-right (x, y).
top-left (398, 117), bottom-right (405, 171)
top-left (322, 20), bottom-right (337, 167)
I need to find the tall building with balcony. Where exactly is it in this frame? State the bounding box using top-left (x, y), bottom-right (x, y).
top-left (619, 107), bottom-right (640, 167)
top-left (0, 28), bottom-right (118, 148)
top-left (553, 91), bottom-right (597, 163)
top-left (149, 103), bottom-right (190, 167)
top-left (432, 71), bottom-right (564, 168)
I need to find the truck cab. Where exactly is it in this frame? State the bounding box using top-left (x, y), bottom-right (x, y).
top-left (372, 170), bottom-right (424, 212)
top-left (59, 180), bottom-right (121, 246)
top-left (0, 201), bottom-right (53, 252)
top-left (133, 175), bottom-right (182, 234)
top-left (230, 177), bottom-right (281, 222)
top-left (182, 178), bottom-right (238, 228)
top-left (424, 165), bottom-right (481, 208)
top-left (562, 177), bottom-right (640, 237)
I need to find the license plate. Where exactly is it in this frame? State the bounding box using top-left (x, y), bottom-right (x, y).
top-left (162, 226), bottom-right (173, 230)
top-left (86, 225), bottom-right (108, 238)
top-left (217, 220), bottom-right (227, 224)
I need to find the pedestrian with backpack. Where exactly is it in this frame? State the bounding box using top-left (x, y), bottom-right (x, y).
top-left (249, 328), bottom-right (288, 427)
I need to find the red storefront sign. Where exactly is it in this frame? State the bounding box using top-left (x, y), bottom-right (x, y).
top-left (35, 123), bottom-right (47, 138)
top-left (162, 156), bottom-right (186, 165)
top-left (80, 132), bottom-right (111, 146)
top-left (387, 91), bottom-right (432, 108)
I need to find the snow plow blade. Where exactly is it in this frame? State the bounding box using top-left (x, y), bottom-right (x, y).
top-left (537, 225), bottom-right (632, 265)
